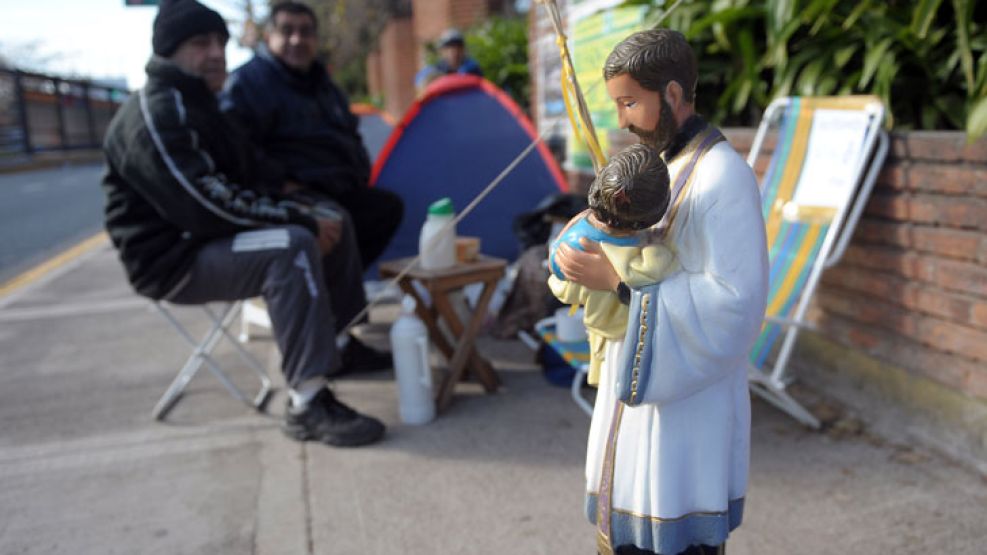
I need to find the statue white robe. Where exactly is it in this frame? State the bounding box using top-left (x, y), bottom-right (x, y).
top-left (586, 129), bottom-right (768, 555)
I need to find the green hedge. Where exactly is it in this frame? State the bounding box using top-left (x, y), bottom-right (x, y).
top-left (466, 16), bottom-right (531, 113)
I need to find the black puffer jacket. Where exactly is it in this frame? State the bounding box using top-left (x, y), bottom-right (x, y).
top-left (102, 57), bottom-right (317, 300)
top-left (220, 44), bottom-right (371, 197)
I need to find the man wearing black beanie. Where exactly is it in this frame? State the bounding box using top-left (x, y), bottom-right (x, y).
top-left (100, 0), bottom-right (386, 447)
top-left (152, 0), bottom-right (229, 58)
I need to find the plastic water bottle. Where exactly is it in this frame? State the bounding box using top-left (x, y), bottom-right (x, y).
top-left (419, 197), bottom-right (456, 270)
top-left (389, 295), bottom-right (435, 425)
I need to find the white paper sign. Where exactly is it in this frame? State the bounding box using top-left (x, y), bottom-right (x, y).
top-left (791, 109), bottom-right (871, 209)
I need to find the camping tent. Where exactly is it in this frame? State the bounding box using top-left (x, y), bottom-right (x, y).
top-left (370, 74), bottom-right (567, 268)
top-left (350, 103), bottom-right (396, 163)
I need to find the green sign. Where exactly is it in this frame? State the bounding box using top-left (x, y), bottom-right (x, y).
top-left (567, 3), bottom-right (646, 171)
top-left (124, 0), bottom-right (159, 6)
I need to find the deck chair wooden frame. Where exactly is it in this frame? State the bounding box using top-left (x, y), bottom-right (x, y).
top-left (746, 96), bottom-right (889, 429)
top-left (152, 301), bottom-right (274, 421)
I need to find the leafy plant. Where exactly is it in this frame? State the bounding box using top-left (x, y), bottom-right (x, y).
top-left (465, 16), bottom-right (531, 112)
top-left (624, 0), bottom-right (987, 140)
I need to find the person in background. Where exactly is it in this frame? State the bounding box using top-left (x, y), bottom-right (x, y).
top-left (414, 28), bottom-right (483, 92)
top-left (102, 0), bottom-right (386, 448)
top-left (221, 1), bottom-right (403, 272)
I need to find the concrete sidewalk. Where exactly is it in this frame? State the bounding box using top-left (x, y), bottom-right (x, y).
top-left (1, 242), bottom-right (985, 554)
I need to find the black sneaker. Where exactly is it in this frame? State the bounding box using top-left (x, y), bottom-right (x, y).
top-left (282, 388), bottom-right (385, 447)
top-left (338, 336), bottom-right (392, 374)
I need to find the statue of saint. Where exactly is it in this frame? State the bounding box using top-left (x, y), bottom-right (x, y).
top-left (554, 29), bottom-right (769, 555)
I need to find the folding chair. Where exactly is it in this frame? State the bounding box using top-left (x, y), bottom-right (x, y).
top-left (152, 300), bottom-right (274, 420)
top-left (535, 318), bottom-right (593, 416)
top-left (746, 96), bottom-right (889, 429)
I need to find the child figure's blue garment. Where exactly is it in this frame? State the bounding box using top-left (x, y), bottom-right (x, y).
top-left (549, 215), bottom-right (641, 280)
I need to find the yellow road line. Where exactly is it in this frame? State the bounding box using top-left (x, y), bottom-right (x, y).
top-left (0, 232), bottom-right (109, 298)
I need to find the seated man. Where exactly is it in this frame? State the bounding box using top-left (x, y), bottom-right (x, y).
top-left (102, 0), bottom-right (384, 447)
top-left (414, 28), bottom-right (484, 92)
top-left (221, 1), bottom-right (403, 270)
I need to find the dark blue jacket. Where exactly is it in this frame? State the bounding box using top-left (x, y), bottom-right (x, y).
top-left (221, 44), bottom-right (371, 197)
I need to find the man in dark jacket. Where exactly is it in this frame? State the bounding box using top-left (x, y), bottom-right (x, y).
top-left (102, 0), bottom-right (384, 447)
top-left (220, 1), bottom-right (403, 270)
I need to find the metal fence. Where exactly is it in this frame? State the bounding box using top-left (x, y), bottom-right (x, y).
top-left (0, 69), bottom-right (129, 158)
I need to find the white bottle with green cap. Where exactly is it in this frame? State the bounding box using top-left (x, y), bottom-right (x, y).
top-left (419, 197), bottom-right (457, 269)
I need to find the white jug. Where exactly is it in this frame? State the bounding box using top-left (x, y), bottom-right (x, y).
top-left (389, 295), bottom-right (435, 425)
top-left (419, 197), bottom-right (456, 270)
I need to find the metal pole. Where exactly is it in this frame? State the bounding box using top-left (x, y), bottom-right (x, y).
top-left (53, 77), bottom-right (68, 149)
top-left (83, 82), bottom-right (98, 147)
top-left (12, 70), bottom-right (33, 155)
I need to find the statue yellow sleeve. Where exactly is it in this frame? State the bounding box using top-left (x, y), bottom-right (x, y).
top-left (602, 243), bottom-right (677, 288)
top-left (548, 274), bottom-right (589, 305)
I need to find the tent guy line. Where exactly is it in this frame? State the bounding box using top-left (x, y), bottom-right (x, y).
top-left (344, 72), bottom-right (608, 337)
top-left (339, 118), bottom-right (561, 336)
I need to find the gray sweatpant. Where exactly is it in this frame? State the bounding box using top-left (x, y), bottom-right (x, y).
top-left (167, 222), bottom-right (366, 387)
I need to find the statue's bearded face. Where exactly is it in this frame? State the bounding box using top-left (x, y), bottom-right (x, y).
top-left (606, 73), bottom-right (678, 152)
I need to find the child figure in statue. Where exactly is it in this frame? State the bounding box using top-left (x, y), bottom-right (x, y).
top-left (548, 143), bottom-right (676, 385)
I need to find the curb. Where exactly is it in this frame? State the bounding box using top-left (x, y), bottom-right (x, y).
top-left (0, 232), bottom-right (109, 301)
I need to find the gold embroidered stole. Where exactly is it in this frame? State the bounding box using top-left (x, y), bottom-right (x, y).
top-left (655, 126), bottom-right (727, 238)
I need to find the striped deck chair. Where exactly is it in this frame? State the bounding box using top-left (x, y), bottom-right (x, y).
top-left (535, 318), bottom-right (594, 416)
top-left (747, 96), bottom-right (889, 428)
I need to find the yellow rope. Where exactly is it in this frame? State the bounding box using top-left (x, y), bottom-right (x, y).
top-left (539, 0), bottom-right (607, 173)
top-left (538, 0), bottom-right (688, 174)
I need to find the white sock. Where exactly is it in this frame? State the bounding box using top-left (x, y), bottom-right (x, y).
top-left (289, 377), bottom-right (329, 413)
top-left (336, 333), bottom-right (351, 350)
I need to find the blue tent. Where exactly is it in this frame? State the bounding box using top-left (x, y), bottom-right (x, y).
top-left (351, 103), bottom-right (395, 163)
top-left (371, 74), bottom-right (567, 268)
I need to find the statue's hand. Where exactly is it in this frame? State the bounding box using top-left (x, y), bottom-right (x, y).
top-left (557, 238), bottom-right (620, 292)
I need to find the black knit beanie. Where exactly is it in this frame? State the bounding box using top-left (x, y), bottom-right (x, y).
top-left (152, 0), bottom-right (229, 57)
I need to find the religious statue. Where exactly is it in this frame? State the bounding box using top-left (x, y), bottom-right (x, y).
top-left (554, 29), bottom-right (769, 555)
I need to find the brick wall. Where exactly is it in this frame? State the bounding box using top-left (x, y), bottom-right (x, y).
top-left (449, 0), bottom-right (490, 30)
top-left (814, 133), bottom-right (987, 401)
top-left (412, 0), bottom-right (451, 54)
top-left (412, 0), bottom-right (490, 55)
top-left (372, 17), bottom-right (418, 118)
top-left (366, 50), bottom-right (382, 101)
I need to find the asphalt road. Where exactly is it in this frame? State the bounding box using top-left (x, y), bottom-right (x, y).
top-left (0, 163), bottom-right (105, 284)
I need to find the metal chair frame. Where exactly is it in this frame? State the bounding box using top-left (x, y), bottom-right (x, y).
top-left (152, 301), bottom-right (273, 420)
top-left (534, 317), bottom-right (594, 417)
top-left (746, 97), bottom-right (889, 429)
